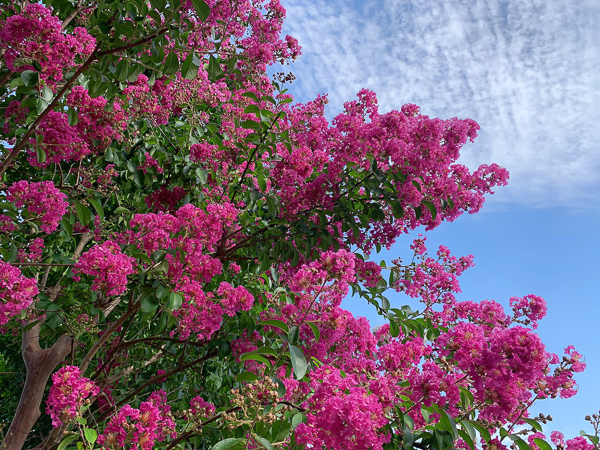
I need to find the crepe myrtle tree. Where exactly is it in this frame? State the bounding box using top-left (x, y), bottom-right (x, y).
top-left (0, 0), bottom-right (597, 449)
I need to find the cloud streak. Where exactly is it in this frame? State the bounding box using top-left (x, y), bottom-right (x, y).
top-left (281, 0), bottom-right (600, 206)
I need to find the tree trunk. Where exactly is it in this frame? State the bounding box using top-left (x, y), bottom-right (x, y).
top-left (1, 325), bottom-right (72, 450)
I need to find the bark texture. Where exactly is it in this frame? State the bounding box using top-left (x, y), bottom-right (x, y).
top-left (1, 324), bottom-right (72, 450)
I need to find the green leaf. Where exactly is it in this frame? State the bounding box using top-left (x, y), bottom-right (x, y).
top-left (291, 413), bottom-right (306, 429)
top-left (508, 435), bottom-right (531, 450)
top-left (88, 198), bottom-right (104, 219)
top-left (460, 420), bottom-right (476, 441)
top-left (255, 436), bottom-right (274, 450)
top-left (75, 203), bottom-right (92, 226)
top-left (240, 353), bottom-right (271, 366)
top-left (83, 428), bottom-right (97, 444)
top-left (196, 168), bottom-right (208, 183)
top-left (116, 59), bottom-right (130, 82)
top-left (141, 296), bottom-right (159, 313)
top-left (523, 418), bottom-right (543, 432)
top-left (36, 97), bottom-right (49, 114)
top-left (22, 319), bottom-right (42, 332)
top-left (235, 372), bottom-right (258, 383)
top-left (244, 105), bottom-right (261, 114)
top-left (414, 205), bottom-right (423, 220)
top-left (242, 92), bottom-right (259, 102)
top-left (57, 435), bottom-right (79, 450)
top-left (182, 51), bottom-right (200, 80)
top-left (67, 108), bottom-right (79, 126)
top-left (148, 10), bottom-right (162, 25)
top-left (466, 420), bottom-right (491, 442)
top-left (151, 43), bottom-right (165, 65)
top-left (438, 411), bottom-right (458, 439)
top-left (21, 70), bottom-right (39, 86)
top-left (207, 55), bottom-right (223, 81)
top-left (403, 427), bottom-right (414, 448)
top-left (114, 207), bottom-right (131, 215)
top-left (459, 386), bottom-right (474, 409)
top-left (242, 120), bottom-right (260, 131)
top-left (308, 323), bottom-right (320, 342)
top-left (35, 146), bottom-right (47, 164)
top-left (421, 200), bottom-right (437, 220)
top-left (191, 0), bottom-right (211, 21)
top-left (288, 325), bottom-right (299, 345)
top-left (534, 438), bottom-right (553, 450)
top-left (42, 85), bottom-right (53, 102)
top-left (252, 346), bottom-right (278, 357)
top-left (156, 285), bottom-right (169, 298)
top-left (291, 250), bottom-right (300, 267)
top-left (288, 344), bottom-right (308, 379)
top-left (389, 320), bottom-right (399, 337)
top-left (210, 438), bottom-right (245, 450)
top-left (62, 217), bottom-right (73, 237)
top-left (404, 414), bottom-right (415, 431)
top-left (149, 0), bottom-right (167, 11)
top-left (9, 77), bottom-right (25, 88)
top-left (163, 51), bottom-right (179, 76)
top-left (580, 434), bottom-right (600, 446)
top-left (458, 429), bottom-right (475, 450)
top-left (166, 292), bottom-right (183, 311)
top-left (258, 319), bottom-right (289, 334)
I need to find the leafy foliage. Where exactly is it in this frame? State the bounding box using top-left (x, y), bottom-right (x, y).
top-left (0, 1), bottom-right (597, 450)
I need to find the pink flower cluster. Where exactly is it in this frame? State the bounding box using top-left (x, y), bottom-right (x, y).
top-left (65, 86), bottom-right (125, 152)
top-left (0, 3), bottom-right (96, 85)
top-left (17, 237), bottom-right (44, 263)
top-left (0, 89), bottom-right (124, 167)
top-left (127, 202), bottom-right (238, 282)
top-left (97, 391), bottom-right (175, 450)
top-left (393, 238), bottom-right (474, 308)
top-left (286, 249), bottom-right (357, 308)
top-left (270, 89), bottom-right (509, 252)
top-left (0, 214), bottom-right (16, 233)
top-left (510, 294), bottom-right (548, 329)
top-left (46, 365), bottom-right (99, 427)
top-left (438, 324), bottom-right (548, 421)
top-left (7, 180), bottom-right (68, 233)
top-left (123, 75), bottom-right (175, 125)
top-left (174, 279), bottom-right (254, 341)
top-left (139, 152), bottom-right (164, 174)
top-left (189, 396), bottom-right (215, 418)
top-left (296, 366), bottom-right (390, 450)
top-left (144, 186), bottom-right (186, 213)
top-left (0, 261), bottom-right (38, 326)
top-left (72, 241), bottom-right (136, 296)
top-left (535, 432), bottom-right (594, 450)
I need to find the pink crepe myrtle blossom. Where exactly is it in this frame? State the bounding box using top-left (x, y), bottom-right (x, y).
top-left (0, 261), bottom-right (38, 326)
top-left (46, 366), bottom-right (99, 427)
top-left (72, 241), bottom-right (136, 296)
top-left (0, 3), bottom-right (95, 85)
top-left (7, 180), bottom-right (68, 233)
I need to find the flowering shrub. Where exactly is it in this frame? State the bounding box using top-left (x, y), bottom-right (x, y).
top-left (0, 1), bottom-right (596, 450)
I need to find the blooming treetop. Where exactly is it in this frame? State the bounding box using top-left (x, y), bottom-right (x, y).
top-left (0, 1), bottom-right (597, 450)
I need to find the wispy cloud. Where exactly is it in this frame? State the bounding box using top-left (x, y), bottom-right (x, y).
top-left (281, 0), bottom-right (600, 206)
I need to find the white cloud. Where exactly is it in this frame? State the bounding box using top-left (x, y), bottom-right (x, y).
top-left (281, 0), bottom-right (600, 206)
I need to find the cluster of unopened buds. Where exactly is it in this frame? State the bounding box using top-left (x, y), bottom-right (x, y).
top-left (223, 379), bottom-right (286, 429)
top-left (69, 313), bottom-right (99, 335)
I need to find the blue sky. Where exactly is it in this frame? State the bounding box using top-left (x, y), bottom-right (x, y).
top-left (280, 0), bottom-right (600, 438)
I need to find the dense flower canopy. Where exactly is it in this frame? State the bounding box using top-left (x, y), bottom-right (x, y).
top-left (0, 1), bottom-right (597, 450)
